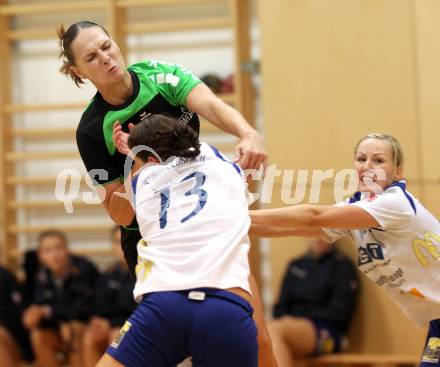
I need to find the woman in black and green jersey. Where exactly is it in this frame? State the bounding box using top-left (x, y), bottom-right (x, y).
top-left (57, 21), bottom-right (276, 366)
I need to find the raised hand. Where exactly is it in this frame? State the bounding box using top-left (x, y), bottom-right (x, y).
top-left (112, 121), bottom-right (135, 156)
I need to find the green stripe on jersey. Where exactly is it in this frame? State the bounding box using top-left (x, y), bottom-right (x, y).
top-left (103, 70), bottom-right (158, 155)
top-left (102, 69), bottom-right (157, 155)
top-left (103, 60), bottom-right (201, 155)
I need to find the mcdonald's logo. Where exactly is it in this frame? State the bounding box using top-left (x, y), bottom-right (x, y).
top-left (412, 232), bottom-right (440, 267)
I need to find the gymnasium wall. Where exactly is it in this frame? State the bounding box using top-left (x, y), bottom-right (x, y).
top-left (2, 0), bottom-right (278, 314)
top-left (258, 0), bottom-right (439, 354)
top-left (6, 2), bottom-right (261, 254)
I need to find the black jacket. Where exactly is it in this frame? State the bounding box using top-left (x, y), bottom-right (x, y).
top-left (0, 266), bottom-right (34, 361)
top-left (93, 263), bottom-right (137, 327)
top-left (273, 248), bottom-right (359, 332)
top-left (33, 255), bottom-right (98, 324)
top-left (0, 266), bottom-right (25, 332)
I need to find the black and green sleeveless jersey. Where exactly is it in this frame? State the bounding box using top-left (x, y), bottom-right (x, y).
top-left (76, 60), bottom-right (202, 187)
top-left (76, 60), bottom-right (202, 273)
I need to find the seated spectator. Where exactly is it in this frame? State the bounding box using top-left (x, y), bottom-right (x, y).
top-left (22, 230), bottom-right (98, 367)
top-left (22, 249), bottom-right (40, 305)
top-left (83, 226), bottom-right (137, 367)
top-left (0, 265), bottom-right (33, 367)
top-left (268, 238), bottom-right (359, 367)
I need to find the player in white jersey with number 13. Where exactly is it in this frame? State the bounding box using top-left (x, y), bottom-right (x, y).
top-left (97, 114), bottom-right (258, 367)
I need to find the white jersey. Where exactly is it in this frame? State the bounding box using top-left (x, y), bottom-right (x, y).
top-left (323, 181), bottom-right (440, 327)
top-left (132, 143), bottom-right (251, 301)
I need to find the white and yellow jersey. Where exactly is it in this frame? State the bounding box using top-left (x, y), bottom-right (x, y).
top-left (132, 143), bottom-right (251, 301)
top-left (323, 181), bottom-right (440, 327)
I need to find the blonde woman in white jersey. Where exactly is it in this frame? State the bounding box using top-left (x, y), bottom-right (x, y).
top-left (250, 134), bottom-right (440, 367)
top-left (97, 114), bottom-right (259, 367)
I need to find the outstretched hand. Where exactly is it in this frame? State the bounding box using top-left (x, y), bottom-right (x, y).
top-left (112, 121), bottom-right (135, 156)
top-left (234, 132), bottom-right (268, 174)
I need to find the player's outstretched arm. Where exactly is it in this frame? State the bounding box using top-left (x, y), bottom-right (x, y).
top-left (186, 83), bottom-right (268, 171)
top-left (250, 205), bottom-right (379, 230)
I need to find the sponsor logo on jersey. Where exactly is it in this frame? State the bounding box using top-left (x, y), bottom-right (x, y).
top-left (413, 232), bottom-right (440, 267)
top-left (111, 321), bottom-right (132, 349)
top-left (375, 267), bottom-right (405, 287)
top-left (422, 337), bottom-right (440, 363)
top-left (358, 243), bottom-right (385, 265)
top-left (407, 287), bottom-right (425, 299)
top-left (178, 106), bottom-right (194, 126)
top-left (139, 111), bottom-right (152, 122)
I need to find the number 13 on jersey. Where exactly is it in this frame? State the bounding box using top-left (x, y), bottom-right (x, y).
top-left (157, 171), bottom-right (208, 229)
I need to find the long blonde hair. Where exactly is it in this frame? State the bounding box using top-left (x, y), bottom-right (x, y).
top-left (354, 133), bottom-right (403, 168)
